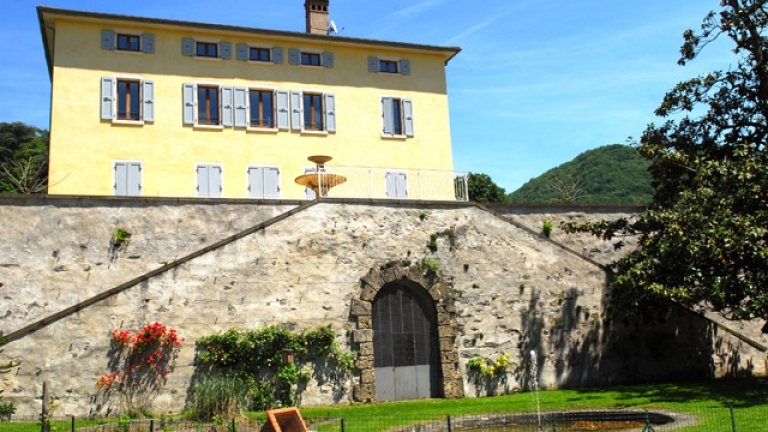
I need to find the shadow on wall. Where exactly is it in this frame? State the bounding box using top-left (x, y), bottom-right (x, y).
top-left (520, 270), bottom-right (760, 389)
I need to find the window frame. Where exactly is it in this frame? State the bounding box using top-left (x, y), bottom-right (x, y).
top-left (381, 96), bottom-right (414, 138)
top-left (384, 170), bottom-right (409, 199)
top-left (103, 29), bottom-right (154, 54)
top-left (379, 59), bottom-right (398, 74)
top-left (246, 165), bottom-right (282, 199)
top-left (195, 84), bottom-right (222, 127)
top-left (196, 41), bottom-right (219, 58)
top-left (101, 76), bottom-right (154, 125)
top-left (291, 90), bottom-right (335, 134)
top-left (247, 87), bottom-right (277, 130)
top-left (116, 33), bottom-right (141, 52)
top-left (301, 52), bottom-right (322, 67)
top-left (302, 92), bottom-right (325, 132)
top-left (116, 78), bottom-right (142, 122)
top-left (249, 47), bottom-right (271, 63)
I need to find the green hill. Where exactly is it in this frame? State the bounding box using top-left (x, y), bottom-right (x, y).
top-left (508, 144), bottom-right (653, 204)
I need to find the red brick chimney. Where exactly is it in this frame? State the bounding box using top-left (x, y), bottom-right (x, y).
top-left (305, 0), bottom-right (330, 35)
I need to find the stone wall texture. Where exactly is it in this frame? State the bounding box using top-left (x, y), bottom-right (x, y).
top-left (0, 197), bottom-right (765, 417)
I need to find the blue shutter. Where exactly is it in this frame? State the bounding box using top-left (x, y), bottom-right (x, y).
top-left (221, 86), bottom-right (234, 127)
top-left (381, 97), bottom-right (393, 135)
top-left (288, 48), bottom-right (300, 65)
top-left (385, 172), bottom-right (396, 198)
top-left (182, 38), bottom-right (195, 56)
top-left (114, 163), bottom-right (127, 195)
top-left (182, 83), bottom-right (195, 125)
top-left (101, 30), bottom-right (115, 49)
top-left (395, 172), bottom-right (408, 198)
top-left (142, 80), bottom-right (155, 122)
top-left (236, 43), bottom-right (248, 60)
top-left (323, 52), bottom-right (334, 68)
top-left (127, 163), bottom-right (142, 196)
top-left (368, 56), bottom-right (379, 72)
top-left (196, 165), bottom-right (208, 197)
top-left (142, 34), bottom-right (155, 53)
top-left (234, 87), bottom-right (247, 127)
top-left (290, 91), bottom-right (302, 130)
top-left (276, 90), bottom-right (289, 130)
top-left (220, 42), bottom-right (232, 59)
top-left (264, 167), bottom-right (280, 198)
top-left (399, 59), bottom-right (411, 75)
top-left (403, 99), bottom-right (414, 137)
top-left (101, 77), bottom-right (115, 120)
top-left (210, 166), bottom-right (223, 198)
top-left (324, 93), bottom-right (336, 133)
top-left (249, 167), bottom-right (265, 198)
top-left (272, 47), bottom-right (284, 64)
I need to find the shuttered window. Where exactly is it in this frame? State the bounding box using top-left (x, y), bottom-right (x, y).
top-left (382, 97), bottom-right (414, 137)
top-left (196, 164), bottom-right (223, 198)
top-left (114, 162), bottom-right (142, 196)
top-left (101, 30), bottom-right (155, 53)
top-left (289, 49), bottom-right (334, 68)
top-left (197, 86), bottom-right (220, 125)
top-left (101, 77), bottom-right (154, 123)
top-left (247, 166), bottom-right (281, 199)
top-left (249, 90), bottom-right (275, 128)
top-left (385, 171), bottom-right (408, 199)
top-left (368, 57), bottom-right (410, 75)
top-left (182, 38), bottom-right (231, 60)
top-left (291, 91), bottom-right (336, 133)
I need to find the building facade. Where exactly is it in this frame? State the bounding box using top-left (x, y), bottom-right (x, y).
top-left (38, 3), bottom-right (461, 199)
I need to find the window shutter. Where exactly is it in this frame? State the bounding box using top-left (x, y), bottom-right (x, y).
top-left (196, 165), bottom-right (208, 197)
top-left (101, 77), bottom-right (115, 120)
top-left (236, 43), bottom-right (248, 61)
top-left (220, 42), bottom-right (232, 59)
top-left (304, 167), bottom-right (317, 199)
top-left (381, 97), bottom-right (393, 135)
top-left (272, 47), bottom-right (284, 64)
top-left (385, 172), bottom-right (396, 198)
top-left (182, 83), bottom-right (195, 125)
top-left (142, 80), bottom-right (155, 122)
top-left (265, 167), bottom-right (280, 198)
top-left (399, 59), bottom-right (411, 75)
top-left (127, 163), bottom-right (142, 196)
top-left (290, 91), bottom-right (302, 130)
top-left (368, 56), bottom-right (379, 72)
top-left (403, 99), bottom-right (414, 137)
top-left (101, 30), bottom-right (115, 49)
top-left (182, 37), bottom-right (195, 56)
top-left (276, 90), bottom-right (290, 130)
top-left (234, 87), bottom-right (247, 127)
top-left (142, 33), bottom-right (155, 53)
top-left (221, 86), bottom-right (234, 127)
top-left (323, 52), bottom-right (334, 68)
top-left (114, 163), bottom-right (127, 196)
top-left (396, 172), bottom-right (408, 198)
top-left (210, 166), bottom-right (223, 198)
top-left (288, 48), bottom-right (300, 65)
top-left (324, 93), bottom-right (336, 133)
top-left (251, 167), bottom-right (265, 198)
top-left (247, 167), bottom-right (259, 198)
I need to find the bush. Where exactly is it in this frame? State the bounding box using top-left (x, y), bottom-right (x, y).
top-left (193, 375), bottom-right (248, 421)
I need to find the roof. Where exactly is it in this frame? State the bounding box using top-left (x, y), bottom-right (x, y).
top-left (37, 6), bottom-right (461, 78)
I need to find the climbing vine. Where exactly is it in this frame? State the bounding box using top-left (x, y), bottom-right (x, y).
top-left (196, 324), bottom-right (355, 409)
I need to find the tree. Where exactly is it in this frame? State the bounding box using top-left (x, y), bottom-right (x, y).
top-left (547, 174), bottom-right (587, 203)
top-left (563, 0), bottom-right (768, 322)
top-left (467, 172), bottom-right (509, 203)
top-left (0, 122), bottom-right (49, 194)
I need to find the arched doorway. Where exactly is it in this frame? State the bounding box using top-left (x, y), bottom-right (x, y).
top-left (372, 281), bottom-right (440, 401)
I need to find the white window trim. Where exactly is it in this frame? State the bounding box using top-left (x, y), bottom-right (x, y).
top-left (111, 29), bottom-right (146, 54)
top-left (380, 95), bottom-right (408, 139)
top-left (384, 169), bottom-right (409, 199)
top-left (299, 48), bottom-right (325, 68)
top-left (193, 82), bottom-right (224, 130)
top-left (246, 86), bottom-right (279, 132)
top-left (298, 89), bottom-right (329, 135)
top-left (113, 160), bottom-right (143, 197)
top-left (195, 162), bottom-right (224, 198)
top-left (193, 37), bottom-right (224, 61)
top-left (246, 164), bottom-right (282, 199)
top-left (109, 75), bottom-right (148, 125)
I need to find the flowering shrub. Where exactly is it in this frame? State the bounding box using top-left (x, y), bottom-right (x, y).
top-left (96, 322), bottom-right (183, 416)
top-left (466, 352), bottom-right (512, 378)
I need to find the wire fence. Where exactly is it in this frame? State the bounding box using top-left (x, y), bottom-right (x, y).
top-left (2, 405), bottom-right (768, 432)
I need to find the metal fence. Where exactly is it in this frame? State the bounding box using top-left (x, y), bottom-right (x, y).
top-left (3, 405), bottom-right (768, 432)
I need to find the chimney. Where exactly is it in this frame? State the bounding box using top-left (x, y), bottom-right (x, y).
top-left (305, 0), bottom-right (330, 35)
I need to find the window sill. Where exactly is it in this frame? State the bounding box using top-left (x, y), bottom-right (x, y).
top-left (194, 124), bottom-right (224, 130)
top-left (193, 56), bottom-right (223, 62)
top-left (246, 126), bottom-right (279, 133)
top-left (113, 49), bottom-right (144, 55)
top-left (111, 119), bottom-right (145, 126)
top-left (247, 60), bottom-right (275, 65)
top-left (381, 133), bottom-right (409, 140)
top-left (300, 129), bottom-right (328, 136)
top-left (299, 64), bottom-right (324, 69)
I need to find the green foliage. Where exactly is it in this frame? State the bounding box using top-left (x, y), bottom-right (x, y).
top-left (113, 228), bottom-right (132, 246)
top-left (196, 325), bottom-right (354, 411)
top-left (0, 122), bottom-right (49, 194)
top-left (192, 375), bottom-right (248, 421)
top-left (508, 144), bottom-right (653, 204)
top-left (563, 1), bottom-right (768, 322)
top-left (467, 172), bottom-right (509, 203)
top-left (466, 353), bottom-right (512, 380)
top-left (542, 220), bottom-right (554, 238)
top-left (427, 232), bottom-right (438, 252)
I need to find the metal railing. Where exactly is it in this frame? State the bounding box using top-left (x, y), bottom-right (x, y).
top-left (4, 404), bottom-right (768, 432)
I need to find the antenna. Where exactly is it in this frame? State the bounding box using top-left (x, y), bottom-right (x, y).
top-left (329, 19), bottom-right (344, 35)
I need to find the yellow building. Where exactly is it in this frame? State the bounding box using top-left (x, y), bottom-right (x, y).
top-left (38, 2), bottom-right (463, 200)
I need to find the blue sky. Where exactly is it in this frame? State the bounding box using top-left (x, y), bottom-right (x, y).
top-left (0, 0), bottom-right (732, 192)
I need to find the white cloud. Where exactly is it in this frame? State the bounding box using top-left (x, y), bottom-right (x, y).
top-left (391, 0), bottom-right (449, 19)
